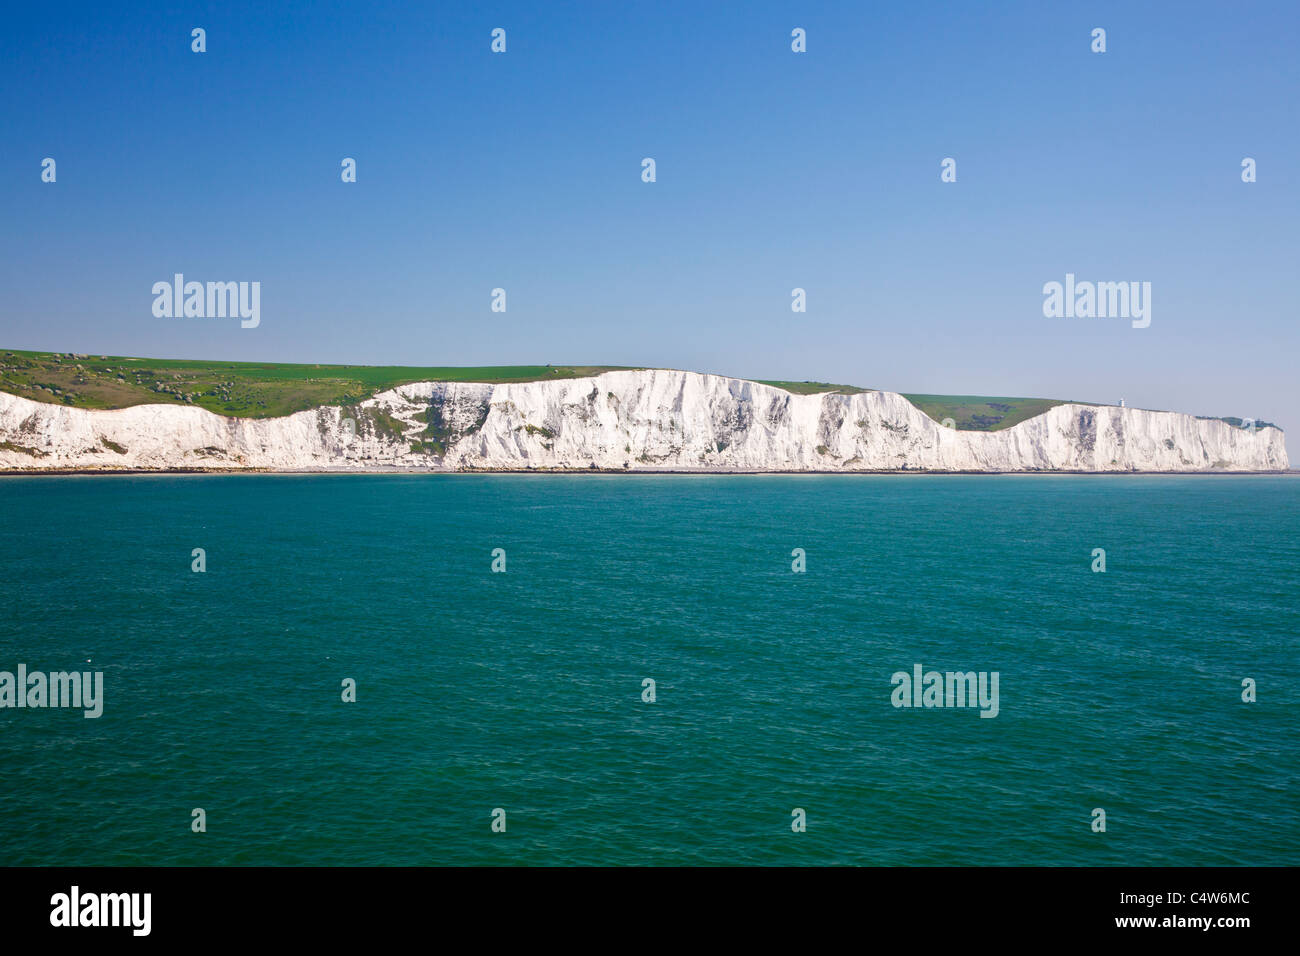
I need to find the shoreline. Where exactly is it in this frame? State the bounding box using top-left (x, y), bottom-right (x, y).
top-left (2, 467), bottom-right (1297, 478)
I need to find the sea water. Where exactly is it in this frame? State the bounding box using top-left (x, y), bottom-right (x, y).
top-left (0, 474), bottom-right (1295, 865)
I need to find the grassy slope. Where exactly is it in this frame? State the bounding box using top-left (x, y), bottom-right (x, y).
top-left (900, 394), bottom-right (1077, 431)
top-left (3, 349), bottom-right (1269, 433)
top-left (755, 379), bottom-right (869, 396)
top-left (0, 349), bottom-right (633, 419)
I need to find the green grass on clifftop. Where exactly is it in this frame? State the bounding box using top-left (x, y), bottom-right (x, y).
top-left (900, 394), bottom-right (1076, 431)
top-left (2, 349), bottom-right (1208, 433)
top-left (755, 379), bottom-right (869, 396)
top-left (0, 350), bottom-right (634, 418)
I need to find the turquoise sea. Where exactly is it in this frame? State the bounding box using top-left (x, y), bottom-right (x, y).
top-left (0, 474), bottom-right (1296, 866)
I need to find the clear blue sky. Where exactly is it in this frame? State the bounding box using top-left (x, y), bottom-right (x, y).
top-left (2, 1), bottom-right (1297, 429)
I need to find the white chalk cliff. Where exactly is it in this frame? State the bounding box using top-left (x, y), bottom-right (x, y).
top-left (0, 370), bottom-right (1288, 472)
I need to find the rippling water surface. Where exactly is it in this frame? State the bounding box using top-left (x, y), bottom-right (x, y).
top-left (0, 474), bottom-right (1296, 865)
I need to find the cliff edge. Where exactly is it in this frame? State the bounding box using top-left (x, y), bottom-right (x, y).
top-left (0, 370), bottom-right (1287, 472)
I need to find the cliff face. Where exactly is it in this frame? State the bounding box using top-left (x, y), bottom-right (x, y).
top-left (0, 370), bottom-right (1288, 472)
